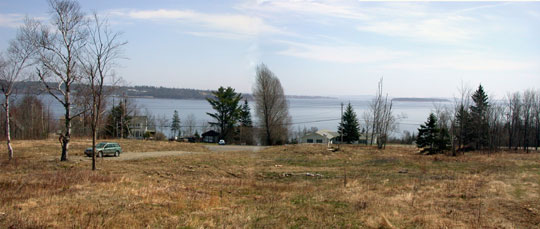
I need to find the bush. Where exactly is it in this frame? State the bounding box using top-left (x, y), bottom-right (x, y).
top-left (154, 132), bottom-right (166, 141)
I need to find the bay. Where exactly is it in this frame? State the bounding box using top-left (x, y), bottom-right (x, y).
top-left (33, 94), bottom-right (448, 138)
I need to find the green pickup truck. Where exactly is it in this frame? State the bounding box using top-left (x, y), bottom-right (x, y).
top-left (84, 142), bottom-right (122, 157)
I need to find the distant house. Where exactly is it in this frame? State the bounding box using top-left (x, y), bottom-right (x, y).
top-left (300, 130), bottom-right (377, 145)
top-left (202, 130), bottom-right (220, 143)
top-left (301, 130), bottom-right (339, 144)
top-left (128, 116), bottom-right (154, 139)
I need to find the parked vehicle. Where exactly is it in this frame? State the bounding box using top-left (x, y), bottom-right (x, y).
top-left (84, 142), bottom-right (122, 157)
top-left (218, 139), bottom-right (226, 145)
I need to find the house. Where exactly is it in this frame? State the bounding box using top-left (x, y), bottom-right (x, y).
top-left (300, 130), bottom-right (339, 144)
top-left (202, 130), bottom-right (220, 143)
top-left (128, 116), bottom-right (154, 139)
top-left (300, 130), bottom-right (378, 145)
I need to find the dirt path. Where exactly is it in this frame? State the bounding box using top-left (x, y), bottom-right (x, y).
top-left (71, 145), bottom-right (265, 161)
top-left (69, 151), bottom-right (201, 162)
top-left (204, 145), bottom-right (266, 152)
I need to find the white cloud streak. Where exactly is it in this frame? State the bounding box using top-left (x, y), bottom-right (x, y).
top-left (111, 9), bottom-right (285, 38)
top-left (238, 0), bottom-right (370, 20)
top-left (276, 40), bottom-right (407, 63)
top-left (0, 13), bottom-right (24, 28)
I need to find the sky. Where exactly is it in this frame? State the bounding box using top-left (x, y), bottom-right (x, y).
top-left (0, 0), bottom-right (539, 98)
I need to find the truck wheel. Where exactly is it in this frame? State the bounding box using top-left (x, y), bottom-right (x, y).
top-left (98, 151), bottom-right (103, 158)
top-left (114, 151), bottom-right (119, 157)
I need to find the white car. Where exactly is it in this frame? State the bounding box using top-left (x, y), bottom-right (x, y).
top-left (218, 139), bottom-right (226, 145)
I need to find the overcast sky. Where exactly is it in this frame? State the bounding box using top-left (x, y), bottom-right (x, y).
top-left (1, 0), bottom-right (539, 98)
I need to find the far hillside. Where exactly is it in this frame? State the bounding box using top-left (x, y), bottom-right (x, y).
top-left (15, 82), bottom-right (334, 100)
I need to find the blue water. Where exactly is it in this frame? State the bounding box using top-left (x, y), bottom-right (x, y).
top-left (35, 94), bottom-right (446, 138)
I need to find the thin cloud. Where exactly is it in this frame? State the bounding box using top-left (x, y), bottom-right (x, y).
top-left (357, 15), bottom-right (476, 44)
top-left (384, 53), bottom-right (539, 72)
top-left (0, 13), bottom-right (25, 28)
top-left (111, 9), bottom-right (286, 38)
top-left (276, 40), bottom-right (407, 63)
top-left (237, 0), bottom-right (370, 20)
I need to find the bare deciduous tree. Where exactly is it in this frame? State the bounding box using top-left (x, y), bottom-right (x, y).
top-left (0, 23), bottom-right (36, 160)
top-left (156, 114), bottom-right (169, 135)
top-left (253, 63), bottom-right (290, 145)
top-left (80, 13), bottom-right (126, 170)
top-left (368, 78), bottom-right (397, 149)
top-left (183, 113), bottom-right (197, 137)
top-left (28, 0), bottom-right (88, 161)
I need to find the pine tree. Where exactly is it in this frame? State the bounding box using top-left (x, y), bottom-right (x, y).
top-left (417, 113), bottom-right (451, 154)
top-left (338, 102), bottom-right (360, 143)
top-left (206, 86), bottom-right (242, 141)
top-left (454, 104), bottom-right (471, 150)
top-left (436, 126), bottom-right (451, 152)
top-left (171, 110), bottom-right (181, 138)
top-left (239, 99), bottom-right (252, 127)
top-left (238, 99), bottom-right (254, 145)
top-left (417, 113), bottom-right (439, 154)
top-left (470, 85), bottom-right (490, 150)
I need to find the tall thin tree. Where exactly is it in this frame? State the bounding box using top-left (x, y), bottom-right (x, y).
top-left (253, 64), bottom-right (291, 145)
top-left (80, 13), bottom-right (126, 170)
top-left (0, 24), bottom-right (36, 160)
top-left (28, 0), bottom-right (88, 161)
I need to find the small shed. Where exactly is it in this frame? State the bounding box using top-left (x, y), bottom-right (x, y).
top-left (202, 130), bottom-right (220, 143)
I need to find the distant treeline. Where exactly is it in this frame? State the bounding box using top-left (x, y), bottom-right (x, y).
top-left (14, 81), bottom-right (333, 100)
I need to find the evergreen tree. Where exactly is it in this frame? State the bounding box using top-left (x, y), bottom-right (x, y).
top-left (239, 99), bottom-right (252, 127)
top-left (171, 110), bottom-right (181, 138)
top-left (470, 85), bottom-right (490, 149)
top-left (454, 104), bottom-right (471, 150)
top-left (103, 102), bottom-right (131, 138)
top-left (206, 86), bottom-right (242, 141)
top-left (417, 113), bottom-right (451, 154)
top-left (436, 126), bottom-right (451, 152)
top-left (338, 102), bottom-right (360, 143)
top-left (417, 113), bottom-right (440, 154)
top-left (238, 99), bottom-right (254, 145)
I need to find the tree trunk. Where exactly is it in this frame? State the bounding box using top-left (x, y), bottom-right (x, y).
top-left (92, 126), bottom-right (97, 170)
top-left (61, 92), bottom-right (71, 161)
top-left (4, 95), bottom-right (13, 160)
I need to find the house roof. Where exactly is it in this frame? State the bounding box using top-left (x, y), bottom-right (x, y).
top-left (302, 130), bottom-right (339, 140)
top-left (202, 130), bottom-right (220, 136)
top-left (316, 130), bottom-right (339, 139)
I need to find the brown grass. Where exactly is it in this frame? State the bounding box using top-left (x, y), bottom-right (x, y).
top-left (1, 140), bottom-right (539, 228)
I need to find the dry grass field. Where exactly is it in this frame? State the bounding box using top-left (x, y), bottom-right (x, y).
top-left (1, 139), bottom-right (539, 228)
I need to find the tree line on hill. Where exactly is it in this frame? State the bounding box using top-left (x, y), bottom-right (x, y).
top-left (416, 84), bottom-right (540, 155)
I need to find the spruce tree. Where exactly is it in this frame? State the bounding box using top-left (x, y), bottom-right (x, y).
top-left (470, 84), bottom-right (489, 149)
top-left (417, 113), bottom-right (439, 154)
top-left (436, 126), bottom-right (451, 152)
top-left (417, 113), bottom-right (451, 154)
top-left (338, 103), bottom-right (360, 143)
top-left (454, 104), bottom-right (471, 150)
top-left (171, 110), bottom-right (181, 138)
top-left (239, 99), bottom-right (252, 127)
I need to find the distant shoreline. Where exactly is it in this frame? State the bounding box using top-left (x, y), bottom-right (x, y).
top-left (15, 81), bottom-right (336, 101)
top-left (392, 97), bottom-right (450, 102)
